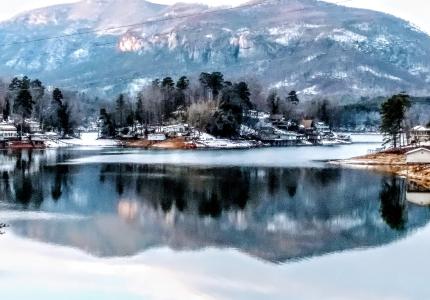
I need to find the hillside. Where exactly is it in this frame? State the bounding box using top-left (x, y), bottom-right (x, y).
top-left (1, 0), bottom-right (430, 98)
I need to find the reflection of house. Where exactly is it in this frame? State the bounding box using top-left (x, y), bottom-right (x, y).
top-left (407, 192), bottom-right (430, 206)
top-left (406, 181), bottom-right (430, 206)
top-left (118, 200), bottom-right (139, 220)
top-left (410, 126), bottom-right (430, 144)
top-left (0, 123), bottom-right (18, 139)
top-left (406, 148), bottom-right (430, 164)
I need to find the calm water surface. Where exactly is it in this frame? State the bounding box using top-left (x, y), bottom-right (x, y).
top-left (1, 136), bottom-right (430, 300)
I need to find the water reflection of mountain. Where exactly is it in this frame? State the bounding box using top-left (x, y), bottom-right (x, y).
top-left (1, 150), bottom-right (430, 263)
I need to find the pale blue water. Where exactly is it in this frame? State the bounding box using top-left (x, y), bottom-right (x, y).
top-left (1, 136), bottom-right (429, 300)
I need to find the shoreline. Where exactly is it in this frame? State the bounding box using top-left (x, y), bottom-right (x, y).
top-left (332, 148), bottom-right (430, 189)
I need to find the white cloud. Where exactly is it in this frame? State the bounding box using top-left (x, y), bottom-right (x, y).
top-left (324, 0), bottom-right (430, 34)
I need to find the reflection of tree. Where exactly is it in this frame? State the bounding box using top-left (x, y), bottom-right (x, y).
top-left (267, 169), bottom-right (280, 195)
top-left (380, 176), bottom-right (408, 231)
top-left (309, 169), bottom-right (341, 186)
top-left (198, 192), bottom-right (222, 218)
top-left (13, 151), bottom-right (35, 207)
top-left (99, 165), bottom-right (131, 196)
top-left (116, 172), bottom-right (125, 195)
top-left (0, 171), bottom-right (13, 202)
top-left (100, 165), bottom-right (251, 218)
top-left (0, 150), bottom-right (74, 208)
top-left (5, 157), bottom-right (430, 262)
top-left (283, 169), bottom-right (300, 198)
top-left (51, 165), bottom-right (71, 201)
top-left (14, 175), bottom-right (33, 206)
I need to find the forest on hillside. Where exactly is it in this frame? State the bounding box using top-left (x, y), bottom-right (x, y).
top-left (0, 73), bottom-right (429, 137)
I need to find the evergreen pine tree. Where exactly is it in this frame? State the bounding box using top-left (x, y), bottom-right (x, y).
top-left (267, 90), bottom-right (280, 115)
top-left (31, 79), bottom-right (46, 124)
top-left (287, 90), bottom-right (300, 105)
top-left (116, 94), bottom-right (126, 127)
top-left (2, 96), bottom-right (10, 121)
top-left (380, 93), bottom-right (411, 148)
top-left (135, 94), bottom-right (145, 128)
top-left (52, 88), bottom-right (72, 137)
top-left (161, 77), bottom-right (175, 121)
top-left (13, 77), bottom-right (34, 137)
top-left (199, 72), bottom-right (224, 100)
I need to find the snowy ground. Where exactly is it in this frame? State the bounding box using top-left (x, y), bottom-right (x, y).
top-left (190, 130), bottom-right (256, 149)
top-left (46, 132), bottom-right (119, 148)
top-left (196, 139), bottom-right (256, 149)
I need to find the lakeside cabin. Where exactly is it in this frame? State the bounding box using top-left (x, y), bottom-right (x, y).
top-left (410, 126), bottom-right (430, 144)
top-left (314, 122), bottom-right (331, 135)
top-left (0, 123), bottom-right (18, 139)
top-left (155, 124), bottom-right (189, 137)
top-left (26, 120), bottom-right (42, 134)
top-left (148, 133), bottom-right (167, 141)
top-left (406, 148), bottom-right (430, 164)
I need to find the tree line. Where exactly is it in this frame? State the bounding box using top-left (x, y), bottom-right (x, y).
top-left (2, 73), bottom-right (427, 142)
top-left (0, 76), bottom-right (103, 137)
top-left (98, 72), bottom-right (306, 138)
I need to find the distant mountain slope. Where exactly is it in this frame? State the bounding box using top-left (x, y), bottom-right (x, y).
top-left (1, 0), bottom-right (430, 98)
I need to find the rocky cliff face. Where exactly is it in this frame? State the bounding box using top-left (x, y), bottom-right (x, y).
top-left (1, 0), bottom-right (430, 98)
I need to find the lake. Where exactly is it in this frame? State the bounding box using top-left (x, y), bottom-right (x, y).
top-left (1, 136), bottom-right (430, 300)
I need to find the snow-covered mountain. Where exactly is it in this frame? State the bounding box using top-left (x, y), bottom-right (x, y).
top-left (1, 0), bottom-right (430, 98)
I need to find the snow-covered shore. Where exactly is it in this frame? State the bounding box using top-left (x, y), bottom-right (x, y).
top-left (46, 132), bottom-right (119, 148)
top-left (332, 149), bottom-right (430, 189)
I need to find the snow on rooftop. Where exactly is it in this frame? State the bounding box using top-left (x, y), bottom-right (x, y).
top-left (406, 148), bottom-right (430, 155)
top-left (412, 126), bottom-right (430, 131)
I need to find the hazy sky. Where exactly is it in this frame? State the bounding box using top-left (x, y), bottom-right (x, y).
top-left (0, 0), bottom-right (429, 34)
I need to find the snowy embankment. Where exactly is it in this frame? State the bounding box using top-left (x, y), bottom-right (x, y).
top-left (46, 132), bottom-right (119, 148)
top-left (196, 139), bottom-right (256, 149)
top-left (190, 130), bottom-right (256, 149)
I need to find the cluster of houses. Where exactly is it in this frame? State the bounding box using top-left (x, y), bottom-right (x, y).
top-left (243, 111), bottom-right (352, 146)
top-left (0, 120), bottom-right (43, 138)
top-left (2, 114), bottom-right (430, 150)
top-left (410, 126), bottom-right (430, 145)
top-left (0, 120), bottom-right (48, 149)
top-left (113, 112), bottom-right (352, 147)
top-left (0, 122), bottom-right (18, 139)
top-left (109, 110), bottom-right (430, 148)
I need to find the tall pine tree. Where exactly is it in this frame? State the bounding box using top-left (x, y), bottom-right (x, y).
top-left (12, 77), bottom-right (34, 137)
top-left (380, 93), bottom-right (411, 148)
top-left (53, 88), bottom-right (72, 137)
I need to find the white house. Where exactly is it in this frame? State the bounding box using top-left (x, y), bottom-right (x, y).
top-left (156, 124), bottom-right (189, 136)
top-left (0, 123), bottom-right (18, 139)
top-left (406, 148), bottom-right (430, 164)
top-left (314, 122), bottom-right (331, 134)
top-left (148, 133), bottom-right (166, 141)
top-left (410, 126), bottom-right (430, 144)
top-left (26, 120), bottom-right (42, 134)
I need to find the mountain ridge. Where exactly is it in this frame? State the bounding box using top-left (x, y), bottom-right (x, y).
top-left (1, 0), bottom-right (430, 99)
